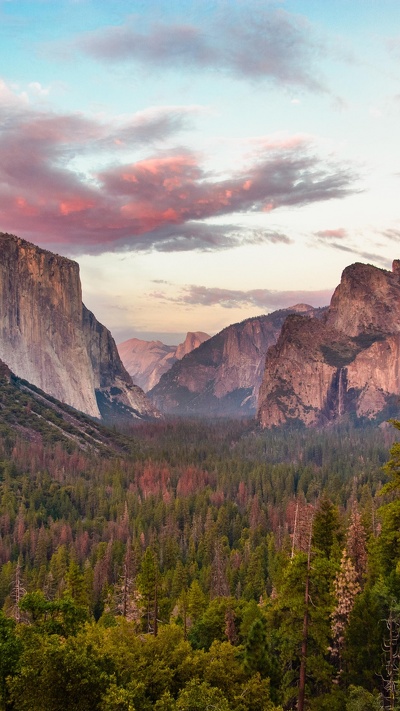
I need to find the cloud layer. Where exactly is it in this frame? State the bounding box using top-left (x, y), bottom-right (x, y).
top-left (0, 86), bottom-right (356, 255)
top-left (168, 285), bottom-right (333, 310)
top-left (77, 8), bottom-right (324, 91)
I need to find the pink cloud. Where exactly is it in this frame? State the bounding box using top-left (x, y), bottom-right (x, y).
top-left (315, 228), bottom-right (347, 239)
top-left (0, 104), bottom-right (357, 254)
top-left (170, 285), bottom-right (334, 310)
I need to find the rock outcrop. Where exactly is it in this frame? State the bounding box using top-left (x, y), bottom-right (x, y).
top-left (149, 305), bottom-right (322, 417)
top-left (118, 331), bottom-right (210, 392)
top-left (257, 260), bottom-right (400, 428)
top-left (175, 332), bottom-right (210, 360)
top-left (0, 232), bottom-right (158, 421)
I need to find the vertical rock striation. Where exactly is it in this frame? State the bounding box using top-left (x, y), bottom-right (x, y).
top-left (0, 233), bottom-right (158, 421)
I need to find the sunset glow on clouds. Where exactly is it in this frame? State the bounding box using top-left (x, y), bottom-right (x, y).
top-left (1, 0), bottom-right (400, 341)
top-left (0, 101), bottom-right (355, 251)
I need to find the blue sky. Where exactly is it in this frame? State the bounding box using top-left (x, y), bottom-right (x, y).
top-left (1, 0), bottom-right (400, 343)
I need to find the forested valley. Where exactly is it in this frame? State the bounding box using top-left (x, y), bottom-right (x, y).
top-left (0, 408), bottom-right (400, 711)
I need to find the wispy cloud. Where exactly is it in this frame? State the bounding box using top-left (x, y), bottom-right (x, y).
top-left (381, 227), bottom-right (400, 241)
top-left (312, 226), bottom-right (390, 267)
top-left (75, 8), bottom-right (325, 92)
top-left (386, 35), bottom-right (400, 60)
top-left (314, 227), bottom-right (347, 240)
top-left (166, 285), bottom-right (333, 310)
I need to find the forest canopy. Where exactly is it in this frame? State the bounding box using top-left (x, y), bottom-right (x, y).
top-left (0, 418), bottom-right (398, 710)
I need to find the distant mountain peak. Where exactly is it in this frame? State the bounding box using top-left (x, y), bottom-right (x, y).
top-left (118, 331), bottom-right (210, 392)
top-left (290, 303), bottom-right (315, 312)
top-left (148, 307), bottom-right (321, 417)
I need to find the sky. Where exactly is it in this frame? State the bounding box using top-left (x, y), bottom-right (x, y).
top-left (1, 0), bottom-right (400, 344)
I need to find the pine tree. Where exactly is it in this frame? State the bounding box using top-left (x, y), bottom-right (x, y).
top-left (187, 580), bottom-right (207, 624)
top-left (244, 617), bottom-right (268, 675)
top-left (312, 496), bottom-right (341, 559)
top-left (114, 539), bottom-right (142, 625)
top-left (137, 547), bottom-right (159, 635)
top-left (346, 503), bottom-right (367, 587)
top-left (65, 560), bottom-right (89, 609)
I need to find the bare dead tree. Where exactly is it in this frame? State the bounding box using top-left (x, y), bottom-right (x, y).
top-left (298, 516), bottom-right (313, 711)
top-left (11, 557), bottom-right (26, 623)
top-left (382, 608), bottom-right (400, 711)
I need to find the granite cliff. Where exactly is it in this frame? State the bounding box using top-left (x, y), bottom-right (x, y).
top-left (149, 305), bottom-right (322, 417)
top-left (257, 260), bottom-right (400, 428)
top-left (118, 331), bottom-right (210, 392)
top-left (0, 233), bottom-right (158, 422)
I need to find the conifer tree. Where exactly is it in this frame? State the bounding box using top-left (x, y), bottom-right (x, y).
top-left (114, 539), bottom-right (142, 625)
top-left (346, 503), bottom-right (367, 587)
top-left (244, 617), bottom-right (268, 676)
top-left (312, 496), bottom-right (341, 559)
top-left (138, 547), bottom-right (159, 635)
top-left (187, 580), bottom-right (207, 623)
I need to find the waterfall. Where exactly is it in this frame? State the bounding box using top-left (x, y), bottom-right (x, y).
top-left (338, 368), bottom-right (345, 417)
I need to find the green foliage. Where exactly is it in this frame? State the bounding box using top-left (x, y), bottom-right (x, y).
top-left (0, 419), bottom-right (398, 708)
top-left (244, 618), bottom-right (269, 676)
top-left (0, 611), bottom-right (21, 710)
top-left (8, 631), bottom-right (114, 711)
top-left (342, 584), bottom-right (386, 690)
top-left (345, 685), bottom-right (383, 711)
top-left (275, 548), bottom-right (336, 707)
top-left (176, 679), bottom-right (230, 711)
top-left (312, 497), bottom-right (342, 559)
top-left (19, 590), bottom-right (89, 636)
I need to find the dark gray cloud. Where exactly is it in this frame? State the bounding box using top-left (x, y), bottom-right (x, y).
top-left (171, 285), bottom-right (333, 310)
top-left (76, 8), bottom-right (325, 91)
top-left (114, 224), bottom-right (293, 254)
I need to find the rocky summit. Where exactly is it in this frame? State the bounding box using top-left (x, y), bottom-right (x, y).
top-left (257, 260), bottom-right (400, 428)
top-left (149, 305), bottom-right (322, 417)
top-left (0, 233), bottom-right (159, 422)
top-left (118, 331), bottom-right (210, 392)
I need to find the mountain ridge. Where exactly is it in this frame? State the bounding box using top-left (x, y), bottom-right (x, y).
top-left (118, 331), bottom-right (210, 392)
top-left (149, 305), bottom-right (325, 417)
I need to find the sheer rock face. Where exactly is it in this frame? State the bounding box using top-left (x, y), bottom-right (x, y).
top-left (325, 261), bottom-right (400, 337)
top-left (257, 260), bottom-right (400, 428)
top-left (118, 331), bottom-right (210, 392)
top-left (0, 233), bottom-right (158, 421)
top-left (149, 305), bottom-right (322, 417)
